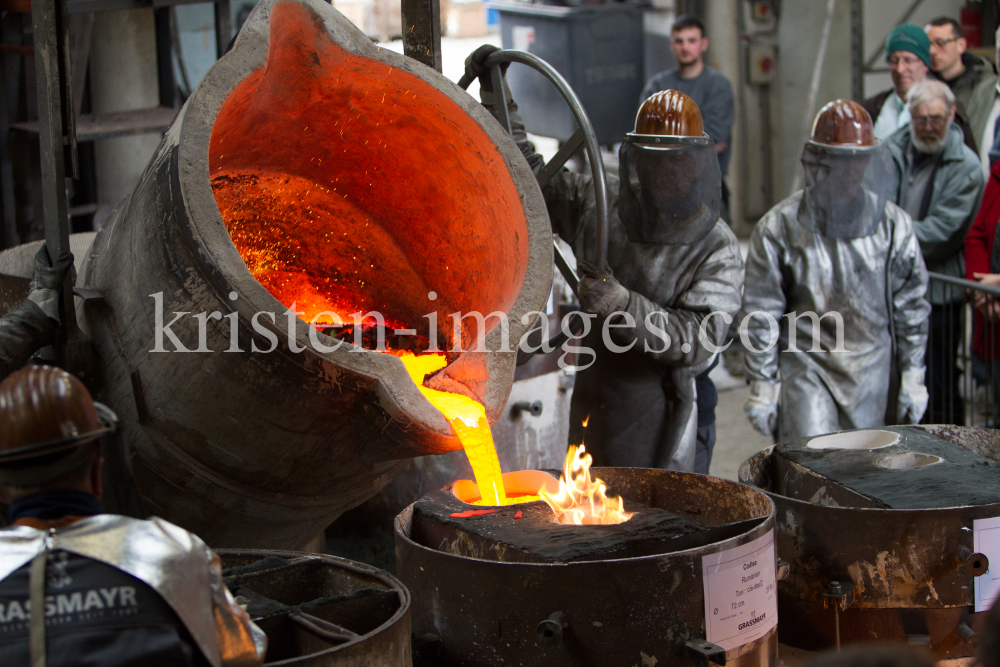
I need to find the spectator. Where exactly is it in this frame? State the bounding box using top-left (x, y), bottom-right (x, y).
top-left (863, 24), bottom-right (977, 153)
top-left (0, 365), bottom-right (266, 666)
top-left (926, 17), bottom-right (996, 110)
top-left (966, 27), bottom-right (1000, 178)
top-left (887, 79), bottom-right (984, 425)
top-left (640, 16), bottom-right (735, 199)
top-left (963, 122), bottom-right (1000, 426)
top-left (809, 642), bottom-right (935, 667)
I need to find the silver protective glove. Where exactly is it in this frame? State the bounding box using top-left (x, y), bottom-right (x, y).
top-left (744, 380), bottom-right (780, 437)
top-left (26, 244), bottom-right (74, 325)
top-left (577, 260), bottom-right (630, 319)
top-left (898, 367), bottom-right (929, 424)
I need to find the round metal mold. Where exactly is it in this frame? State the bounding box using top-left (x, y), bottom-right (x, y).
top-left (395, 468), bottom-right (777, 666)
top-left (218, 549), bottom-right (411, 666)
top-left (806, 429), bottom-right (899, 450)
top-left (739, 426), bottom-right (1000, 658)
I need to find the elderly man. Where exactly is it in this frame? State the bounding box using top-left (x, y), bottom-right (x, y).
top-left (742, 100), bottom-right (929, 443)
top-left (0, 365), bottom-right (266, 666)
top-left (926, 17), bottom-right (995, 110)
top-left (863, 23), bottom-right (977, 153)
top-left (887, 79), bottom-right (984, 425)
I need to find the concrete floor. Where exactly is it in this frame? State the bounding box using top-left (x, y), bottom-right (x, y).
top-left (708, 376), bottom-right (774, 481)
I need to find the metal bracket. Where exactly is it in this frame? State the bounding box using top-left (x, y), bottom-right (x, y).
top-left (821, 579), bottom-right (856, 611)
top-left (686, 639), bottom-right (727, 665)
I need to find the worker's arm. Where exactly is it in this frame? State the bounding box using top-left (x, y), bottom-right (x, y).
top-left (581, 230), bottom-right (744, 369)
top-left (466, 45), bottom-right (591, 243)
top-left (700, 73), bottom-right (735, 154)
top-left (0, 301), bottom-right (57, 380)
top-left (890, 209), bottom-right (931, 374)
top-left (740, 215), bottom-right (787, 384)
top-left (0, 245), bottom-right (72, 380)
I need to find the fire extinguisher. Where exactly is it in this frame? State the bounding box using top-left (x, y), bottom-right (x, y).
top-left (961, 2), bottom-right (982, 48)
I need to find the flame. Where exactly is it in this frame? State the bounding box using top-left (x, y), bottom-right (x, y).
top-left (539, 445), bottom-right (633, 525)
top-left (394, 351), bottom-right (539, 506)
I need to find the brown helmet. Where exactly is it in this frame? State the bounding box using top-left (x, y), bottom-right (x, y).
top-left (810, 99), bottom-right (877, 149)
top-left (634, 90), bottom-right (704, 137)
top-left (0, 365), bottom-right (116, 479)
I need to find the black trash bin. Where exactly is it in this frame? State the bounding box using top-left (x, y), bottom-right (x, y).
top-left (491, 1), bottom-right (647, 145)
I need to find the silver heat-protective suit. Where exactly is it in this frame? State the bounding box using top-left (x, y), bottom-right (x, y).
top-left (741, 139), bottom-right (930, 442)
top-left (500, 100), bottom-right (743, 470)
top-left (0, 514), bottom-right (266, 666)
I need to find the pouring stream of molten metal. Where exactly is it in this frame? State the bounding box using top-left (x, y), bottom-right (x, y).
top-left (394, 351), bottom-right (539, 506)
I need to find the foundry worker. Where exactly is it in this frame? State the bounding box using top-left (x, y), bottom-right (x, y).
top-left (0, 244), bottom-right (72, 379)
top-left (465, 47), bottom-right (743, 472)
top-left (742, 100), bottom-right (930, 442)
top-left (0, 365), bottom-right (266, 666)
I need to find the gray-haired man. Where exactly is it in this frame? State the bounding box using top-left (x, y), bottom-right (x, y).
top-left (887, 78), bottom-right (984, 424)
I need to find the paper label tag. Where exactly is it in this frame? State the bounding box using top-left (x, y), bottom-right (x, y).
top-left (702, 529), bottom-right (778, 651)
top-left (974, 516), bottom-right (1000, 611)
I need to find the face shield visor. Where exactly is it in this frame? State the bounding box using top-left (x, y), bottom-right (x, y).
top-left (618, 133), bottom-right (721, 245)
top-left (798, 140), bottom-right (898, 239)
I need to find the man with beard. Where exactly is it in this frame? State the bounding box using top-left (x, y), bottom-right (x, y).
top-left (887, 79), bottom-right (984, 424)
top-left (466, 47), bottom-right (742, 471)
top-left (742, 100), bottom-right (930, 442)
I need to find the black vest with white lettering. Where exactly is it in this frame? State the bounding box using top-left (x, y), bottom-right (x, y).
top-left (0, 550), bottom-right (209, 666)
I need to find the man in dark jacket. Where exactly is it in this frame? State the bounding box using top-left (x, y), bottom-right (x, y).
top-left (926, 16), bottom-right (995, 110)
top-left (0, 365), bottom-right (266, 666)
top-left (863, 23), bottom-right (978, 154)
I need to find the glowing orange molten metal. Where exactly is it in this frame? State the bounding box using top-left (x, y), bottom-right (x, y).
top-left (540, 445), bottom-right (633, 525)
top-left (394, 352), bottom-right (539, 506)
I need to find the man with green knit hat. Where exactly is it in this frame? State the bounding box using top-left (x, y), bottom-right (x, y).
top-left (862, 23), bottom-right (977, 153)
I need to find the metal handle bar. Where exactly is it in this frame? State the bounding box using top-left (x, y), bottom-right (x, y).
top-left (458, 49), bottom-right (609, 274)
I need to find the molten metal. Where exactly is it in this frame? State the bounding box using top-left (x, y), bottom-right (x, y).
top-left (395, 352), bottom-right (539, 506)
top-left (540, 445), bottom-right (633, 525)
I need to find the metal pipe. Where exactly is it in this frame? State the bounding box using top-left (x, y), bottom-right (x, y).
top-left (791, 0), bottom-right (837, 195)
top-left (401, 0), bottom-right (442, 72)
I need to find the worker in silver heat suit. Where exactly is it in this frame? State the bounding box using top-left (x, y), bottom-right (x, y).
top-left (466, 48), bottom-right (743, 471)
top-left (741, 99), bottom-right (931, 442)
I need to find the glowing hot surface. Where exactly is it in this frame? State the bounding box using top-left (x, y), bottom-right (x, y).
top-left (394, 352), bottom-right (539, 506)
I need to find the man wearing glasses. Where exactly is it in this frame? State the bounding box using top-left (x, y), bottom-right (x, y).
top-left (887, 79), bottom-right (984, 424)
top-left (862, 24), bottom-right (977, 153)
top-left (926, 17), bottom-right (995, 112)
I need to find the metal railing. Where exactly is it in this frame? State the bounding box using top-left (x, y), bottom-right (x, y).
top-left (926, 272), bottom-right (1000, 428)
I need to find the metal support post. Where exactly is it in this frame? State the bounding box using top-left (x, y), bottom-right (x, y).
top-left (215, 0), bottom-right (233, 58)
top-left (30, 0), bottom-right (75, 265)
top-left (850, 0), bottom-right (863, 101)
top-left (401, 0), bottom-right (442, 72)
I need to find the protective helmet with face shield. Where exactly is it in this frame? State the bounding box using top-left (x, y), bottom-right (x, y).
top-left (800, 99), bottom-right (898, 238)
top-left (619, 90), bottom-right (721, 245)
